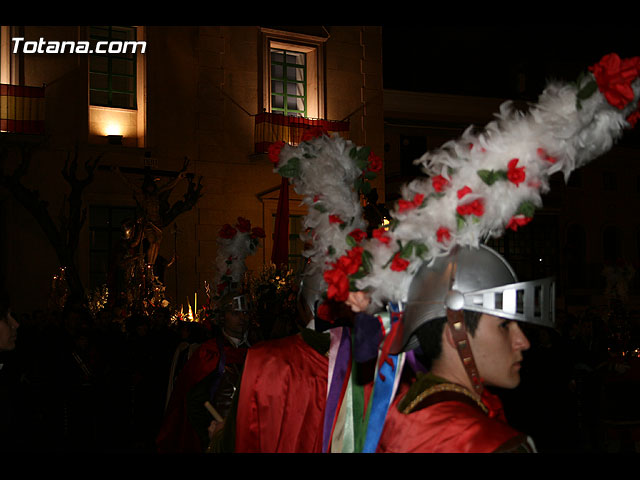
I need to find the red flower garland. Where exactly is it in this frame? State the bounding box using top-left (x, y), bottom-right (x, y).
top-left (457, 186), bottom-right (472, 199)
top-left (367, 152), bottom-right (383, 173)
top-left (431, 175), bottom-right (449, 192)
top-left (398, 193), bottom-right (425, 213)
top-left (506, 215), bottom-right (532, 231)
top-left (436, 227), bottom-right (451, 243)
top-left (329, 214), bottom-right (344, 224)
top-left (348, 228), bottom-right (367, 243)
top-left (457, 199), bottom-right (485, 217)
top-left (372, 227), bottom-right (391, 245)
top-left (268, 141), bottom-right (285, 164)
top-left (236, 217), bottom-right (251, 233)
top-left (219, 224), bottom-right (237, 239)
top-left (589, 53), bottom-right (640, 110)
top-left (507, 158), bottom-right (526, 186)
top-left (390, 253), bottom-right (410, 272)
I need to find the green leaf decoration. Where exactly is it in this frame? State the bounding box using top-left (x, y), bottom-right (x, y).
top-left (346, 235), bottom-right (357, 248)
top-left (360, 181), bottom-right (372, 195)
top-left (361, 249), bottom-right (373, 273)
top-left (277, 157), bottom-right (301, 178)
top-left (477, 169), bottom-right (508, 185)
top-left (313, 203), bottom-right (327, 213)
top-left (328, 245), bottom-right (336, 256)
top-left (364, 171), bottom-right (377, 180)
top-left (456, 213), bottom-right (466, 231)
top-left (577, 78), bottom-right (598, 101)
top-left (399, 241), bottom-right (414, 259)
top-left (414, 242), bottom-right (429, 259)
top-left (516, 201), bottom-right (536, 218)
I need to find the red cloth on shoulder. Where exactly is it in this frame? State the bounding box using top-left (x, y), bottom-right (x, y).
top-left (234, 333), bottom-right (328, 452)
top-left (376, 384), bottom-right (524, 453)
top-left (156, 337), bottom-right (247, 453)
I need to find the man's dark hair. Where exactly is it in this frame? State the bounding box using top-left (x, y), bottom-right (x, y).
top-left (415, 310), bottom-right (482, 371)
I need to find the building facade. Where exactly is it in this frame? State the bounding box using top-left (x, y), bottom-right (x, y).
top-left (0, 26), bottom-right (384, 314)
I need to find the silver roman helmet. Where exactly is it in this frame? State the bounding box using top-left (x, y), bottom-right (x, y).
top-left (390, 244), bottom-right (555, 354)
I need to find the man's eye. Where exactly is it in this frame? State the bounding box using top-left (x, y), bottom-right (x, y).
top-left (500, 320), bottom-right (511, 329)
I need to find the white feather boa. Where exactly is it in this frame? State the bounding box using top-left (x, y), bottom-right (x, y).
top-left (356, 53), bottom-right (640, 311)
top-left (273, 134), bottom-right (371, 290)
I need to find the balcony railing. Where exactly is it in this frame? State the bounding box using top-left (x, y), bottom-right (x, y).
top-left (0, 84), bottom-right (45, 135)
top-left (254, 111), bottom-right (349, 154)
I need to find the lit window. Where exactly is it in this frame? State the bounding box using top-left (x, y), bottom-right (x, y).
top-left (89, 26), bottom-right (137, 109)
top-left (270, 48), bottom-right (306, 117)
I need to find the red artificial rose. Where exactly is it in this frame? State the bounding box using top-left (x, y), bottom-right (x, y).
top-left (507, 158), bottom-right (526, 186)
top-left (537, 148), bottom-right (557, 164)
top-left (373, 227), bottom-right (391, 245)
top-left (628, 108), bottom-right (640, 128)
top-left (268, 140), bottom-right (286, 164)
top-left (324, 267), bottom-right (350, 302)
top-left (219, 224), bottom-right (237, 239)
top-left (316, 301), bottom-right (333, 322)
top-left (367, 152), bottom-right (383, 173)
top-left (506, 215), bottom-right (532, 231)
top-left (336, 246), bottom-right (363, 275)
top-left (457, 198), bottom-right (485, 217)
top-left (236, 217), bottom-right (251, 233)
top-left (250, 227), bottom-right (266, 239)
top-left (348, 228), bottom-right (367, 243)
top-left (397, 193), bottom-right (425, 213)
top-left (431, 175), bottom-right (449, 193)
top-left (436, 227), bottom-right (451, 243)
top-left (457, 186), bottom-right (472, 199)
top-left (329, 214), bottom-right (344, 224)
top-left (390, 253), bottom-right (410, 272)
top-left (301, 126), bottom-right (328, 142)
top-left (588, 53), bottom-right (640, 110)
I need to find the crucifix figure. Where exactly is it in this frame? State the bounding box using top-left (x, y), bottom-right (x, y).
top-left (112, 159), bottom-right (189, 271)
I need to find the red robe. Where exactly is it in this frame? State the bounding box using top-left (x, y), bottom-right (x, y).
top-left (156, 336), bottom-right (247, 453)
top-left (376, 380), bottom-right (533, 453)
top-left (234, 332), bottom-right (328, 453)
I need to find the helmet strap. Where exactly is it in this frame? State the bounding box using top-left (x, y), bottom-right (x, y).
top-left (446, 308), bottom-right (484, 396)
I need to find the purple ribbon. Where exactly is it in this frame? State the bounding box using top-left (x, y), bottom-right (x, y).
top-left (322, 327), bottom-right (352, 453)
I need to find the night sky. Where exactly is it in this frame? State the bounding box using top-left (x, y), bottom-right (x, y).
top-left (382, 24), bottom-right (639, 99)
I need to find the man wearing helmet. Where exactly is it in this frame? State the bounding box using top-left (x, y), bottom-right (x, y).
top-left (376, 244), bottom-right (553, 453)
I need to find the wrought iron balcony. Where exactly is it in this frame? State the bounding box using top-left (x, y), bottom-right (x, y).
top-left (0, 84), bottom-right (45, 135)
top-left (254, 111), bottom-right (349, 154)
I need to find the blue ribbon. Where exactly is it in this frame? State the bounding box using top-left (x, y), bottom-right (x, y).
top-left (361, 303), bottom-right (403, 453)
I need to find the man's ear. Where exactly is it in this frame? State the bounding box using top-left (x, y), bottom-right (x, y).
top-left (442, 321), bottom-right (457, 350)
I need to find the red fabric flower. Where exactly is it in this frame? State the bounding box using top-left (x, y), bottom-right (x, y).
top-left (250, 227), bottom-right (266, 239)
top-left (431, 175), bottom-right (449, 192)
top-left (219, 224), bottom-right (237, 239)
top-left (537, 148), bottom-right (557, 164)
top-left (457, 199), bottom-right (485, 217)
top-left (316, 301), bottom-right (333, 322)
top-left (236, 217), bottom-right (251, 233)
top-left (507, 158), bottom-right (526, 186)
top-left (301, 126), bottom-right (328, 142)
top-left (457, 186), bottom-right (472, 199)
top-left (348, 228), bottom-right (367, 244)
top-left (397, 193), bottom-right (425, 213)
top-left (268, 140), bottom-right (286, 164)
top-left (373, 227), bottom-right (391, 245)
top-left (324, 268), bottom-right (350, 302)
top-left (390, 253), bottom-right (410, 272)
top-left (506, 215), bottom-right (532, 231)
top-left (336, 246), bottom-right (363, 276)
top-left (329, 214), bottom-right (344, 224)
top-left (436, 227), bottom-right (451, 243)
top-left (627, 108), bottom-right (640, 128)
top-left (588, 53), bottom-right (640, 110)
top-left (367, 152), bottom-right (383, 173)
